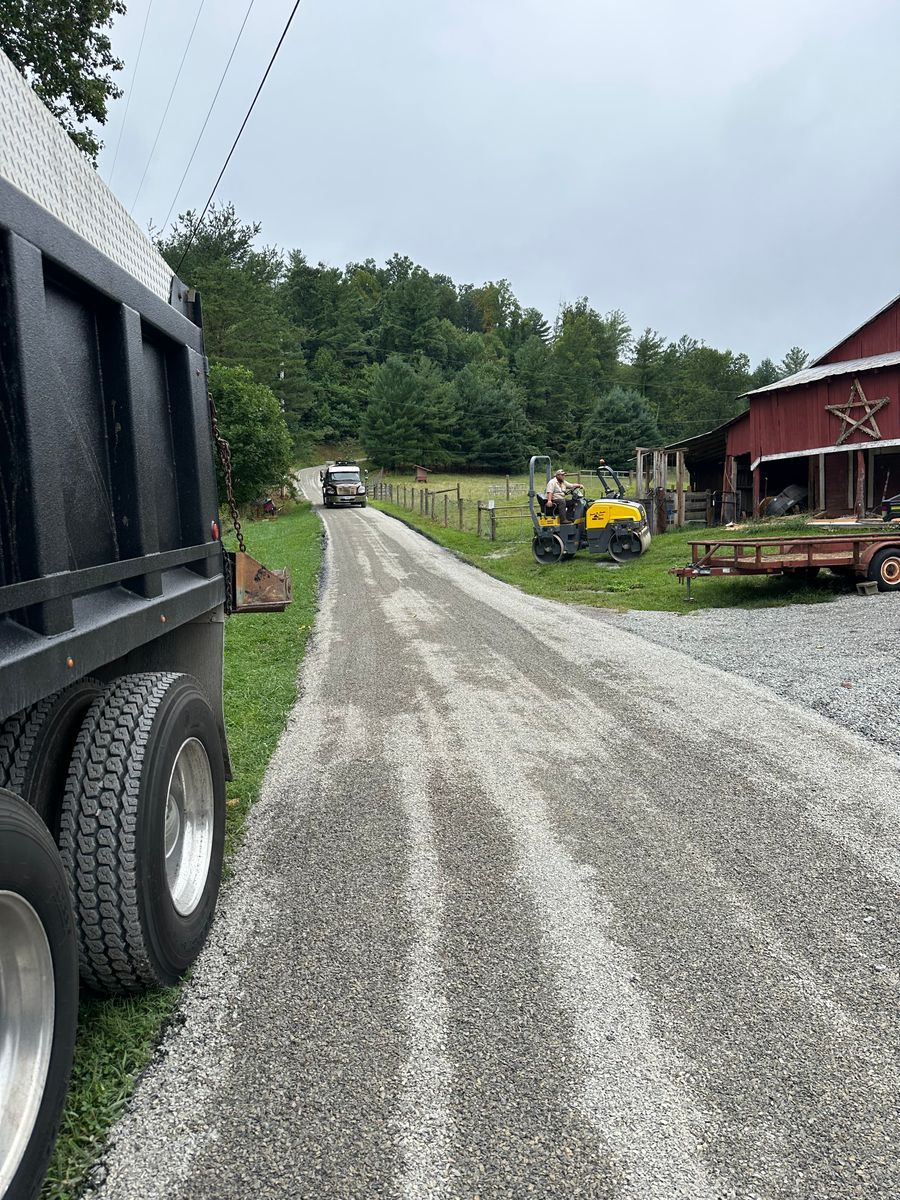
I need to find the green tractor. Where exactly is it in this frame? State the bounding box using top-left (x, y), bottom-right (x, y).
top-left (528, 456), bottom-right (651, 565)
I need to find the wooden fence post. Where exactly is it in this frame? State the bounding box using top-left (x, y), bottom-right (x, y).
top-left (443, 494), bottom-right (448, 526)
top-left (430, 491), bottom-right (436, 519)
top-left (477, 502), bottom-right (483, 537)
top-left (458, 498), bottom-right (464, 529)
top-left (490, 507), bottom-right (496, 541)
top-left (505, 474), bottom-right (510, 500)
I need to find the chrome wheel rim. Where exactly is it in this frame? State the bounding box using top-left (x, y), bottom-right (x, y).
top-left (0, 891), bottom-right (55, 1194)
top-left (164, 738), bottom-right (215, 916)
top-left (881, 557), bottom-right (900, 585)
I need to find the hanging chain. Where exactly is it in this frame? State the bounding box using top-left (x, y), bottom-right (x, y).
top-left (208, 391), bottom-right (246, 554)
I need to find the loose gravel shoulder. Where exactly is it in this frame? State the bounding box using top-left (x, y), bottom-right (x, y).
top-left (594, 593), bottom-right (900, 756)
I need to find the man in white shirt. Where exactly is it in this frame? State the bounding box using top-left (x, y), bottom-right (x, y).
top-left (545, 469), bottom-right (572, 521)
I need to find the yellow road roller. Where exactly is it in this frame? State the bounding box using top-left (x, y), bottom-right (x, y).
top-left (528, 455), bottom-right (652, 564)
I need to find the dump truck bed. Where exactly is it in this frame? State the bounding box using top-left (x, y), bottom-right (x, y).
top-left (0, 51), bottom-right (223, 724)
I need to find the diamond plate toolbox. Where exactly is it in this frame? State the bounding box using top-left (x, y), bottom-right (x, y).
top-left (0, 49), bottom-right (173, 300)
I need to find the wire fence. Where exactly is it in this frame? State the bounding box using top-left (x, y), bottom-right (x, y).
top-left (370, 478), bottom-right (715, 543)
top-left (369, 482), bottom-right (534, 543)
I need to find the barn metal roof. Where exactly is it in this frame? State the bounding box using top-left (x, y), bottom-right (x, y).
top-left (742, 349), bottom-right (900, 398)
top-left (810, 292), bottom-right (900, 366)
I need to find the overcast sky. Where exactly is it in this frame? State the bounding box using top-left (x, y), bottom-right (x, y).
top-left (99, 0), bottom-right (900, 365)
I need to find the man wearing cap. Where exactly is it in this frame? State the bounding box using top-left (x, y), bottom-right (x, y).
top-left (545, 469), bottom-right (572, 521)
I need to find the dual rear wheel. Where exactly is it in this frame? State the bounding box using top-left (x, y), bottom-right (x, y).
top-left (0, 673), bottom-right (225, 1200)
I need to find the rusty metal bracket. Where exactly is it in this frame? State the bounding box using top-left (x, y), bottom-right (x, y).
top-left (227, 550), bottom-right (292, 613)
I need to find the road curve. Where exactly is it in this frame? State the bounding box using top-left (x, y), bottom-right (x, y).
top-left (86, 469), bottom-right (900, 1200)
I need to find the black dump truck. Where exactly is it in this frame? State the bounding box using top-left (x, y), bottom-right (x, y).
top-left (0, 50), bottom-right (288, 1200)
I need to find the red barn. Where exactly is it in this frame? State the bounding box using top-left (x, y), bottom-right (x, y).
top-left (676, 294), bottom-right (900, 519)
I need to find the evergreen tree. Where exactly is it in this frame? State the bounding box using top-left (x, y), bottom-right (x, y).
top-left (779, 346), bottom-right (810, 378)
top-left (749, 357), bottom-right (780, 389)
top-left (579, 386), bottom-right (661, 471)
top-left (513, 336), bottom-right (554, 447)
top-left (454, 364), bottom-right (527, 471)
top-left (362, 356), bottom-right (458, 469)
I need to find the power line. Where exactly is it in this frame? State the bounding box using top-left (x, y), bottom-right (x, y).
top-left (174, 0), bottom-right (303, 277)
top-left (129, 0), bottom-right (207, 214)
top-left (108, 0), bottom-right (154, 186)
top-left (161, 0), bottom-right (257, 232)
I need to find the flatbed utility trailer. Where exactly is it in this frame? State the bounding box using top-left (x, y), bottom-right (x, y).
top-left (671, 533), bottom-right (900, 599)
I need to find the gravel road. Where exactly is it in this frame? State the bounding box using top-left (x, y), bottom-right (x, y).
top-left (85, 470), bottom-right (900, 1200)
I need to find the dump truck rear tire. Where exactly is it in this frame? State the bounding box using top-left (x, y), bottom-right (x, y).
top-left (0, 679), bottom-right (102, 836)
top-left (0, 788), bottom-right (78, 1200)
top-left (59, 673), bottom-right (226, 994)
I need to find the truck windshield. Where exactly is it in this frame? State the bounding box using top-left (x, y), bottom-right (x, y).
top-left (330, 472), bottom-right (360, 482)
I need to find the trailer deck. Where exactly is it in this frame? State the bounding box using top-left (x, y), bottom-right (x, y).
top-left (671, 532), bottom-right (900, 598)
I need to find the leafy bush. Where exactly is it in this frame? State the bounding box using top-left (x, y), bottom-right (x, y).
top-left (209, 362), bottom-right (293, 506)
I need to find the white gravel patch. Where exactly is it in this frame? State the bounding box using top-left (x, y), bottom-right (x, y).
top-left (595, 594), bottom-right (900, 757)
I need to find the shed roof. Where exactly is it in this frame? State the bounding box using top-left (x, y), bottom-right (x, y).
top-left (742, 349), bottom-right (900, 399)
top-left (666, 410), bottom-right (748, 461)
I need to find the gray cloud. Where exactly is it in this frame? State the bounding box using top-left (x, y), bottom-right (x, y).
top-left (101, 0), bottom-right (900, 363)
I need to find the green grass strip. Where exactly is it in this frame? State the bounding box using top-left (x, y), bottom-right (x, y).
top-left (42, 502), bottom-right (323, 1199)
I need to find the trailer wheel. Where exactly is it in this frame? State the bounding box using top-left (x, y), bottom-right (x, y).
top-left (59, 673), bottom-right (226, 994)
top-left (0, 678), bottom-right (102, 837)
top-left (0, 788), bottom-right (78, 1200)
top-left (868, 547), bottom-right (900, 592)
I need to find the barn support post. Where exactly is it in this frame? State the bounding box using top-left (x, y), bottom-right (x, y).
top-left (635, 448), bottom-right (646, 499)
top-left (855, 448), bottom-right (866, 519)
top-left (867, 448), bottom-right (875, 511)
top-left (675, 450), bottom-right (685, 528)
top-left (752, 467), bottom-right (761, 516)
top-left (818, 454), bottom-right (825, 514)
top-left (653, 449), bottom-right (668, 533)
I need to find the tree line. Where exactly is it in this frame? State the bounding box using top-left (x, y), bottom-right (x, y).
top-left (1, 6), bottom-right (809, 490)
top-left (159, 204), bottom-right (807, 482)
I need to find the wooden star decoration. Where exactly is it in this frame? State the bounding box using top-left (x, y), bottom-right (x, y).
top-left (826, 378), bottom-right (889, 445)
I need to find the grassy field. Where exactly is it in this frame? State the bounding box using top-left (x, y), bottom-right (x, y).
top-left (370, 493), bottom-right (856, 612)
top-left (42, 502), bottom-right (323, 1200)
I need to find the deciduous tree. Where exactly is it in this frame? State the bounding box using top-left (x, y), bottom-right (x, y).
top-left (0, 0), bottom-right (125, 161)
top-left (209, 363), bottom-right (293, 506)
